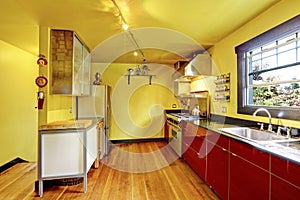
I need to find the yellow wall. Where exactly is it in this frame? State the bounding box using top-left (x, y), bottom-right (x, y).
top-left (91, 63), bottom-right (179, 140)
top-left (0, 26), bottom-right (73, 165)
top-left (0, 40), bottom-right (38, 165)
top-left (209, 0), bottom-right (300, 128)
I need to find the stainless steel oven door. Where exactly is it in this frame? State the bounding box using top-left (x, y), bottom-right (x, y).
top-left (168, 123), bottom-right (182, 157)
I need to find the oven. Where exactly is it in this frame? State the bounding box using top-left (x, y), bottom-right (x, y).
top-left (166, 113), bottom-right (202, 157)
top-left (167, 116), bottom-right (182, 157)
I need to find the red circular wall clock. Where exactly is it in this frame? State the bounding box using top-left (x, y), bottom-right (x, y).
top-left (35, 76), bottom-right (48, 88)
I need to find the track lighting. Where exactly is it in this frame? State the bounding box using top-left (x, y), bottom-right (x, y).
top-left (111, 0), bottom-right (146, 63)
top-left (122, 23), bottom-right (128, 30)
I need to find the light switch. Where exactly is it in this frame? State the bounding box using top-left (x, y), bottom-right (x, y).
top-left (222, 106), bottom-right (227, 113)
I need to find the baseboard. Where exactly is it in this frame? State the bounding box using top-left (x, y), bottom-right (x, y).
top-left (0, 157), bottom-right (28, 173)
top-left (111, 138), bottom-right (166, 144)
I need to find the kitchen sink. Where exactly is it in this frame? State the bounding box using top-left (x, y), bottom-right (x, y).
top-left (276, 140), bottom-right (300, 149)
top-left (219, 127), bottom-right (299, 143)
top-left (263, 141), bottom-right (300, 158)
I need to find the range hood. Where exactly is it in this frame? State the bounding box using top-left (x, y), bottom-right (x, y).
top-left (184, 54), bottom-right (212, 77)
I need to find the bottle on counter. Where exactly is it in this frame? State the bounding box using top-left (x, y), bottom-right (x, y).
top-left (192, 104), bottom-right (201, 116)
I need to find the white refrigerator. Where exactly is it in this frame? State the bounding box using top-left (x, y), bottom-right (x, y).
top-left (76, 85), bottom-right (112, 158)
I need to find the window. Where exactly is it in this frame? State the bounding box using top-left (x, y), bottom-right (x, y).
top-left (235, 14), bottom-right (300, 120)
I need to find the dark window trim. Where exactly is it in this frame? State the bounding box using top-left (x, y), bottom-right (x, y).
top-left (235, 14), bottom-right (300, 120)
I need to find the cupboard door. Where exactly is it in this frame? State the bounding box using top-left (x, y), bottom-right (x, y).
top-left (271, 155), bottom-right (300, 199)
top-left (271, 174), bottom-right (300, 200)
top-left (182, 122), bottom-right (206, 179)
top-left (229, 140), bottom-right (270, 200)
top-left (182, 145), bottom-right (206, 180)
top-left (72, 35), bottom-right (84, 96)
top-left (206, 137), bottom-right (229, 200)
top-left (82, 47), bottom-right (90, 96)
top-left (164, 121), bottom-right (169, 141)
top-left (51, 30), bottom-right (74, 94)
top-left (51, 30), bottom-right (90, 95)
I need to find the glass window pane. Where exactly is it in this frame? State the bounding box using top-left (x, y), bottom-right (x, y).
top-left (249, 65), bottom-right (300, 85)
top-left (278, 34), bottom-right (296, 45)
top-left (262, 55), bottom-right (276, 69)
top-left (249, 82), bottom-right (300, 107)
top-left (278, 42), bottom-right (296, 53)
top-left (278, 49), bottom-right (296, 66)
top-left (262, 49), bottom-right (276, 58)
top-left (250, 61), bottom-right (261, 72)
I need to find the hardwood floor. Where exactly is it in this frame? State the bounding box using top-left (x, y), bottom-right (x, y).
top-left (0, 141), bottom-right (219, 200)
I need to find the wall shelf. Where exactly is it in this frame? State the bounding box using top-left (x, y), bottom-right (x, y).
top-left (125, 75), bottom-right (155, 85)
top-left (214, 73), bottom-right (230, 101)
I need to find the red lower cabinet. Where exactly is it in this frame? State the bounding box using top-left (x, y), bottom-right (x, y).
top-left (182, 122), bottom-right (207, 180)
top-left (182, 122), bottom-right (300, 200)
top-left (229, 139), bottom-right (270, 200)
top-left (271, 155), bottom-right (300, 199)
top-left (164, 121), bottom-right (169, 141)
top-left (229, 152), bottom-right (270, 200)
top-left (206, 133), bottom-right (229, 200)
top-left (182, 145), bottom-right (206, 179)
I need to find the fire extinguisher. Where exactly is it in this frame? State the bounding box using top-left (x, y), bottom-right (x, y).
top-left (37, 91), bottom-right (44, 110)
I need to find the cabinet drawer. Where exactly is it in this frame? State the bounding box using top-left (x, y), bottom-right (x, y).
top-left (182, 123), bottom-right (207, 137)
top-left (230, 139), bottom-right (269, 170)
top-left (206, 131), bottom-right (229, 149)
top-left (271, 155), bottom-right (300, 187)
top-left (183, 135), bottom-right (206, 152)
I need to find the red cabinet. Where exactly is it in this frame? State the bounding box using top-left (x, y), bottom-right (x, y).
top-left (271, 155), bottom-right (300, 199)
top-left (182, 121), bottom-right (300, 200)
top-left (164, 120), bottom-right (169, 141)
top-left (206, 131), bottom-right (229, 200)
top-left (182, 121), bottom-right (207, 180)
top-left (229, 139), bottom-right (270, 200)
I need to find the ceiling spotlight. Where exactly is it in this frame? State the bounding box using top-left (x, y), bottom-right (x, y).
top-left (133, 51), bottom-right (138, 56)
top-left (122, 23), bottom-right (128, 30)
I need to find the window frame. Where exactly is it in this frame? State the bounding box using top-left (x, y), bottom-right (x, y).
top-left (235, 14), bottom-right (300, 120)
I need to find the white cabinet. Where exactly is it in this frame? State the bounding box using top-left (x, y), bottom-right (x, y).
top-left (51, 30), bottom-right (90, 96)
top-left (38, 122), bottom-right (99, 197)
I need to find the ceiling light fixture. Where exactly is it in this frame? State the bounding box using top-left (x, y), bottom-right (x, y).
top-left (122, 23), bottom-right (129, 30)
top-left (111, 0), bottom-right (146, 63)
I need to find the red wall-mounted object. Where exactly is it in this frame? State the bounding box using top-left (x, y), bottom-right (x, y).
top-left (38, 99), bottom-right (44, 109)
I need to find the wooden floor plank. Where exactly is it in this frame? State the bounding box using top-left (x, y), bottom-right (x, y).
top-left (0, 141), bottom-right (219, 200)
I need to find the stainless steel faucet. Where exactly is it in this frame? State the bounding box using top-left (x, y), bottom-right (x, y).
top-left (253, 108), bottom-right (273, 132)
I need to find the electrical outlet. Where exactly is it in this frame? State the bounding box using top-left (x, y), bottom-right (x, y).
top-left (69, 107), bottom-right (72, 113)
top-left (222, 106), bottom-right (227, 113)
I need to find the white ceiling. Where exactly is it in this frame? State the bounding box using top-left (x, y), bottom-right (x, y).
top-left (0, 0), bottom-right (281, 64)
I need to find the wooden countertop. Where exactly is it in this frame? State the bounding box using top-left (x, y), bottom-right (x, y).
top-left (39, 119), bottom-right (93, 131)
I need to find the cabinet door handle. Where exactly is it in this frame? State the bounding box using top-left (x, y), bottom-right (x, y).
top-left (231, 153), bottom-right (237, 157)
top-left (222, 148), bottom-right (227, 152)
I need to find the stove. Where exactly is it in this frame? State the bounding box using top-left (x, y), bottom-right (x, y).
top-left (170, 113), bottom-right (202, 120)
top-left (166, 112), bottom-right (203, 157)
top-left (166, 113), bottom-right (204, 127)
